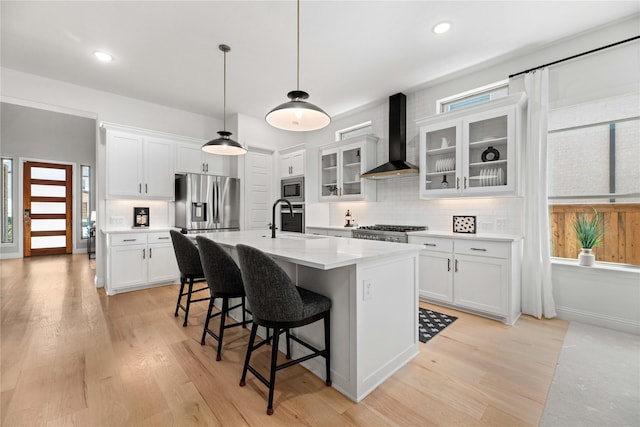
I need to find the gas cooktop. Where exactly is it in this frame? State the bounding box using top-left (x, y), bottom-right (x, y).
top-left (352, 225), bottom-right (427, 243)
top-left (356, 225), bottom-right (427, 232)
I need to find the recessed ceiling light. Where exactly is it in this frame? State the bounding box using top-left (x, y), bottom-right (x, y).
top-left (432, 22), bottom-right (451, 34)
top-left (93, 51), bottom-right (113, 62)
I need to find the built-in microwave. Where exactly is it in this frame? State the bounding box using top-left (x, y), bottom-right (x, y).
top-left (281, 177), bottom-right (304, 203)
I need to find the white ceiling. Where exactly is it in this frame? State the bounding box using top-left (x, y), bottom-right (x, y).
top-left (2, 1), bottom-right (638, 122)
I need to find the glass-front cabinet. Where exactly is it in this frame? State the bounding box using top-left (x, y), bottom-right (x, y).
top-left (417, 93), bottom-right (526, 199)
top-left (319, 135), bottom-right (378, 201)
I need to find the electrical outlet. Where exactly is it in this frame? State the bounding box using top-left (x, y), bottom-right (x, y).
top-left (110, 216), bottom-right (125, 225)
top-left (363, 280), bottom-right (373, 301)
top-left (480, 221), bottom-right (494, 231)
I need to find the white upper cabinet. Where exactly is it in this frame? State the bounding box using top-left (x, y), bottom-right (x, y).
top-left (105, 128), bottom-right (175, 199)
top-left (175, 141), bottom-right (224, 175)
top-left (280, 149), bottom-right (305, 178)
top-left (416, 93), bottom-right (526, 199)
top-left (319, 135), bottom-right (377, 202)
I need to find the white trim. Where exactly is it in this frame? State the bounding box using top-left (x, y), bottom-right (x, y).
top-left (1, 95), bottom-right (98, 120)
top-left (555, 306), bottom-right (640, 335)
top-left (435, 79), bottom-right (509, 114)
top-left (551, 257), bottom-right (640, 273)
top-left (100, 121), bottom-right (205, 144)
top-left (335, 121), bottom-right (372, 142)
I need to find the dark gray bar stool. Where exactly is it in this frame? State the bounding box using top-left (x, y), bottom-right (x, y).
top-left (235, 244), bottom-right (331, 416)
top-left (170, 230), bottom-right (210, 327)
top-left (196, 236), bottom-right (252, 361)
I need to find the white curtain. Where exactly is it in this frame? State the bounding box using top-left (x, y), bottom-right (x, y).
top-left (521, 68), bottom-right (557, 319)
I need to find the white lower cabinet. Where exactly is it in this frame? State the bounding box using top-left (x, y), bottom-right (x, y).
top-left (106, 231), bottom-right (179, 295)
top-left (409, 234), bottom-right (521, 325)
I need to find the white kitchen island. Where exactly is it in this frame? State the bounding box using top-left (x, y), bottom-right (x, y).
top-left (193, 230), bottom-right (422, 402)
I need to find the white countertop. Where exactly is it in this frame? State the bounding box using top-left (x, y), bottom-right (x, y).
top-left (192, 230), bottom-right (421, 270)
top-left (101, 227), bottom-right (177, 234)
top-left (407, 230), bottom-right (523, 242)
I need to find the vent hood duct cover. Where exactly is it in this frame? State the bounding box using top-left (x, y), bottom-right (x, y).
top-left (360, 92), bottom-right (419, 179)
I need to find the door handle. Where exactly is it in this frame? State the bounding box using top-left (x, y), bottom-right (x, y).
top-left (158, 236), bottom-right (170, 240)
top-left (456, 177), bottom-right (460, 190)
top-left (142, 248), bottom-right (146, 259)
top-left (123, 238), bottom-right (137, 242)
top-left (145, 183), bottom-right (148, 194)
top-left (464, 177), bottom-right (467, 189)
top-left (203, 163), bottom-right (206, 172)
top-left (424, 243), bottom-right (436, 247)
top-left (139, 183), bottom-right (142, 193)
top-left (471, 247), bottom-right (487, 252)
top-left (454, 259), bottom-right (459, 272)
top-left (149, 248), bottom-right (152, 258)
top-left (447, 258), bottom-right (451, 271)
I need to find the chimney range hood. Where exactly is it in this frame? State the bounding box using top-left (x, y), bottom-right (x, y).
top-left (360, 93), bottom-right (419, 179)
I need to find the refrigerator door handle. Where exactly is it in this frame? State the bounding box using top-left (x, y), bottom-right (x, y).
top-left (213, 180), bottom-right (219, 224)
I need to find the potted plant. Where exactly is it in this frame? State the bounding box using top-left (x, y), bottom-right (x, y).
top-left (573, 208), bottom-right (603, 267)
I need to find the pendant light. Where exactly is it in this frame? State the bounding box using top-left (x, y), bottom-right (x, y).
top-left (265, 0), bottom-right (330, 132)
top-left (202, 44), bottom-right (247, 155)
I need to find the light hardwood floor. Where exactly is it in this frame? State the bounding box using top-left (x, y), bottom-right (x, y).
top-left (1, 254), bottom-right (568, 426)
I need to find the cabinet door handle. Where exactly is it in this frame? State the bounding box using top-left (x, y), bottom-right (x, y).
top-left (142, 248), bottom-right (146, 259)
top-left (123, 238), bottom-right (137, 242)
top-left (471, 247), bottom-right (487, 252)
top-left (139, 183), bottom-right (142, 193)
top-left (158, 236), bottom-right (170, 240)
top-left (145, 183), bottom-right (148, 194)
top-left (447, 258), bottom-right (451, 271)
top-left (424, 243), bottom-right (436, 247)
top-left (202, 163), bottom-right (206, 172)
top-left (455, 259), bottom-right (459, 272)
top-left (149, 248), bottom-right (152, 258)
top-left (456, 177), bottom-right (460, 190)
top-left (464, 177), bottom-right (467, 189)
top-left (206, 163), bottom-right (209, 172)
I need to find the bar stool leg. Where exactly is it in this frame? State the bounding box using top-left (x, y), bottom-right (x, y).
top-left (241, 297), bottom-right (247, 328)
top-left (183, 278), bottom-right (194, 327)
top-left (200, 297), bottom-right (215, 345)
top-left (216, 298), bottom-right (229, 361)
top-left (174, 277), bottom-right (186, 317)
top-left (240, 323), bottom-right (258, 386)
top-left (285, 329), bottom-right (291, 359)
top-left (266, 327), bottom-right (280, 415)
top-left (324, 311), bottom-right (332, 386)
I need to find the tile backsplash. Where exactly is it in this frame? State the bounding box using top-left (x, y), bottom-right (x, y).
top-left (306, 175), bottom-right (523, 235)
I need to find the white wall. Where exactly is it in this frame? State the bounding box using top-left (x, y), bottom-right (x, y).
top-left (552, 262), bottom-right (640, 335)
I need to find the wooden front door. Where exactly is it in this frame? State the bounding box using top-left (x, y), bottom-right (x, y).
top-left (23, 161), bottom-right (73, 256)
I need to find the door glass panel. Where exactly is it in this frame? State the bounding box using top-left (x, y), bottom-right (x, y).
top-left (30, 219), bottom-right (66, 231)
top-left (31, 235), bottom-right (66, 248)
top-left (31, 202), bottom-right (66, 214)
top-left (423, 126), bottom-right (457, 191)
top-left (31, 184), bottom-right (65, 197)
top-left (321, 153), bottom-right (338, 197)
top-left (31, 167), bottom-right (66, 181)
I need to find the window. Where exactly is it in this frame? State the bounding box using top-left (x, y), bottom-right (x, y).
top-left (81, 165), bottom-right (91, 239)
top-left (437, 80), bottom-right (509, 113)
top-left (547, 40), bottom-right (640, 266)
top-left (336, 121), bottom-right (372, 141)
top-left (1, 159), bottom-right (13, 243)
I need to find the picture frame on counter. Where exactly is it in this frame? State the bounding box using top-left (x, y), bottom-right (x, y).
top-left (133, 207), bottom-right (150, 228)
top-left (453, 215), bottom-right (476, 233)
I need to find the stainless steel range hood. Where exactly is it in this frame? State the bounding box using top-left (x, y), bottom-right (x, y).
top-left (360, 93), bottom-right (419, 179)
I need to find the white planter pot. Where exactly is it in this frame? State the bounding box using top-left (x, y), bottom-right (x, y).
top-left (578, 248), bottom-right (595, 267)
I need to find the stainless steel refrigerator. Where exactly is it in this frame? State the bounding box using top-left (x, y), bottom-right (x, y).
top-left (175, 174), bottom-right (240, 233)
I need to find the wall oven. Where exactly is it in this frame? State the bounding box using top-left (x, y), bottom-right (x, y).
top-left (281, 203), bottom-right (305, 233)
top-left (281, 177), bottom-right (304, 203)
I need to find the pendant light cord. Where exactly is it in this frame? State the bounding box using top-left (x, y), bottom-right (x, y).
top-left (296, 0), bottom-right (300, 91)
top-left (223, 46), bottom-right (227, 131)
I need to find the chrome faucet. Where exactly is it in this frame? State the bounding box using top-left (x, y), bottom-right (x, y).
top-left (271, 198), bottom-right (293, 238)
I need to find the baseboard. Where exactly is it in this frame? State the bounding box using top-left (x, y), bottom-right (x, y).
top-left (555, 305), bottom-right (640, 335)
top-left (0, 252), bottom-right (22, 260)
